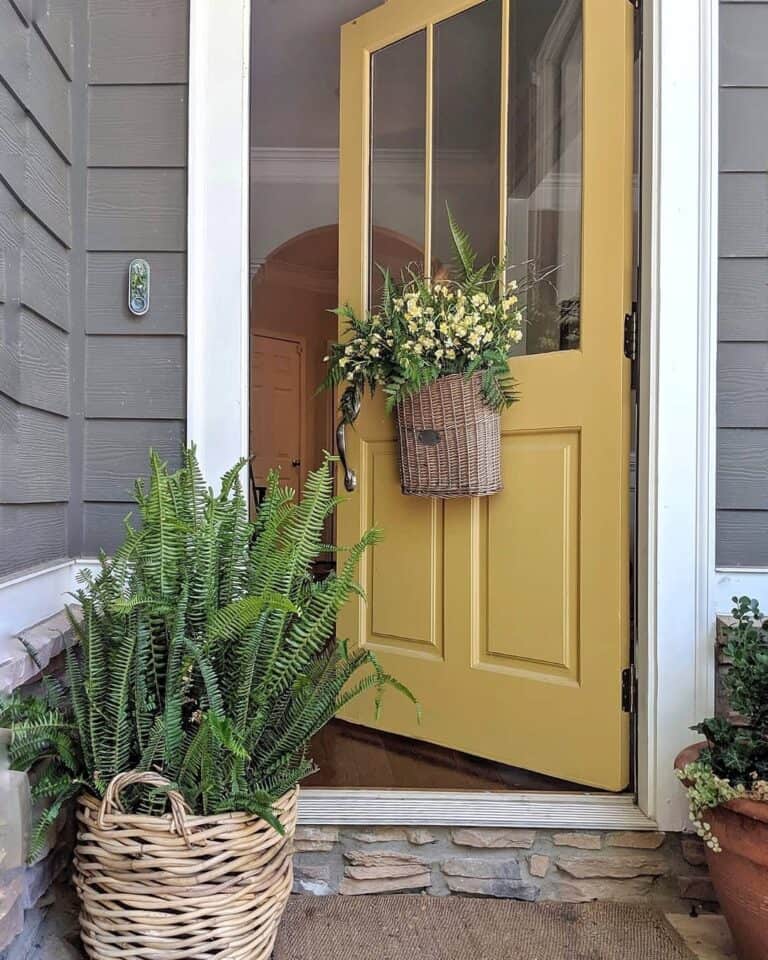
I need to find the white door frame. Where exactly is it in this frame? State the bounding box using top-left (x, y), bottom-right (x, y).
top-left (187, 0), bottom-right (719, 831)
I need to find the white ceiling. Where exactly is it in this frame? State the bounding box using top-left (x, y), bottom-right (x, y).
top-left (251, 0), bottom-right (383, 148)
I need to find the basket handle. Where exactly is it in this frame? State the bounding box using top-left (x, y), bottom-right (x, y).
top-left (96, 771), bottom-right (196, 846)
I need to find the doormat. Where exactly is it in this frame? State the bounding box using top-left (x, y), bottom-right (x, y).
top-left (273, 895), bottom-right (695, 960)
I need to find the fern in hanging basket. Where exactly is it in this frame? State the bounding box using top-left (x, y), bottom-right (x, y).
top-left (322, 211), bottom-right (534, 497)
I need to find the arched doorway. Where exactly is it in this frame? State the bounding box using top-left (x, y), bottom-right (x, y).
top-left (249, 224), bottom-right (425, 500)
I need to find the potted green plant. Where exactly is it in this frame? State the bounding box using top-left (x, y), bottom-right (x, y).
top-left (675, 596), bottom-right (768, 960)
top-left (322, 211), bottom-right (530, 498)
top-left (0, 449), bottom-right (415, 960)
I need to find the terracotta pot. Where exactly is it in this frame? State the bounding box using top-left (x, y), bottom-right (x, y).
top-left (675, 743), bottom-right (768, 960)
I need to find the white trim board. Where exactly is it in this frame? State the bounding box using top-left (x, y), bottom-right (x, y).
top-left (635, 0), bottom-right (719, 832)
top-left (0, 558), bottom-right (102, 649)
top-left (187, 0), bottom-right (720, 832)
top-left (713, 569), bottom-right (768, 614)
top-left (0, 560), bottom-right (76, 650)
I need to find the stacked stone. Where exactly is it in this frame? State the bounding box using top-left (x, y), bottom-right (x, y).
top-left (292, 825), bottom-right (715, 909)
top-left (0, 611), bottom-right (79, 957)
top-left (715, 614), bottom-right (745, 723)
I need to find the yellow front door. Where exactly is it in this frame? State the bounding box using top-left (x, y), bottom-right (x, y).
top-left (337, 0), bottom-right (634, 790)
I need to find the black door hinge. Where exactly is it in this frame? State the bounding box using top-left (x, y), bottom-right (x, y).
top-left (623, 304), bottom-right (638, 362)
top-left (621, 665), bottom-right (637, 714)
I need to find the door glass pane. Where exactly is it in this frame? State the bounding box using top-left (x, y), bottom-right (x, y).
top-left (370, 31), bottom-right (427, 304)
top-left (432, 0), bottom-right (501, 272)
top-left (507, 0), bottom-right (583, 355)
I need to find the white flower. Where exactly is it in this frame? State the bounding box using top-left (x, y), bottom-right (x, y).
top-left (345, 344), bottom-right (355, 355)
top-left (512, 329), bottom-right (523, 343)
top-left (413, 342), bottom-right (423, 355)
top-left (394, 298), bottom-right (404, 308)
top-left (339, 357), bottom-right (349, 367)
top-left (369, 346), bottom-right (380, 358)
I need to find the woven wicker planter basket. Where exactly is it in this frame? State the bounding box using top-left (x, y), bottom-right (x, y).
top-left (395, 372), bottom-right (502, 498)
top-left (73, 771), bottom-right (298, 960)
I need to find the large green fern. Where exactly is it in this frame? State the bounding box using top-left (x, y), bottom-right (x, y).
top-left (0, 448), bottom-right (416, 857)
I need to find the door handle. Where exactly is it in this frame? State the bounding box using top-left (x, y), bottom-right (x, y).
top-left (335, 390), bottom-right (360, 493)
top-left (336, 419), bottom-right (357, 492)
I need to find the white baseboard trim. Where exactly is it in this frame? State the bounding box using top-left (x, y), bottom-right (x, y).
top-left (0, 560), bottom-right (76, 649)
top-left (298, 790), bottom-right (657, 830)
top-left (0, 557), bottom-right (100, 646)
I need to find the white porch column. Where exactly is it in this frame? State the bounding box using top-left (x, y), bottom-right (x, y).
top-left (187, 0), bottom-right (251, 484)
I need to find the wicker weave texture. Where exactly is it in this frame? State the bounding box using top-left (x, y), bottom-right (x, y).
top-left (395, 372), bottom-right (502, 498)
top-left (74, 772), bottom-right (298, 960)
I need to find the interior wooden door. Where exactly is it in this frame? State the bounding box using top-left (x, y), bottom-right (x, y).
top-left (250, 333), bottom-right (303, 494)
top-left (336, 0), bottom-right (634, 790)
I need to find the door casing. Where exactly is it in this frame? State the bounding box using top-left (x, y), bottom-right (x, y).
top-left (186, 0), bottom-right (721, 831)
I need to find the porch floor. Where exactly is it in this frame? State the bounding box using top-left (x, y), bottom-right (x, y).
top-left (10, 884), bottom-right (733, 960)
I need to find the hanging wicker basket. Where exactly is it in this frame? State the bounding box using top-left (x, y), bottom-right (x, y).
top-left (395, 372), bottom-right (502, 498)
top-left (74, 771), bottom-right (298, 960)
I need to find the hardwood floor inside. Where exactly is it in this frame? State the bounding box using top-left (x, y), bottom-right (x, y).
top-left (305, 719), bottom-right (594, 791)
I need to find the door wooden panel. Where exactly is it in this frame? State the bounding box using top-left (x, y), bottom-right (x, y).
top-left (336, 0), bottom-right (633, 790)
top-left (365, 441), bottom-right (445, 657)
top-left (480, 430), bottom-right (580, 677)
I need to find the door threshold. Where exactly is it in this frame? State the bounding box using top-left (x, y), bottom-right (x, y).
top-left (298, 790), bottom-right (656, 830)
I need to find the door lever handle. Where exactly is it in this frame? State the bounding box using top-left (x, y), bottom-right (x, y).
top-left (335, 391), bottom-right (360, 493)
top-left (336, 419), bottom-right (357, 492)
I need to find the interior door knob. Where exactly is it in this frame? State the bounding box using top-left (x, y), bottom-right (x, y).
top-left (291, 458), bottom-right (301, 467)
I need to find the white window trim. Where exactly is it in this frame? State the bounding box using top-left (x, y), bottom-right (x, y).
top-left (184, 0), bottom-right (721, 831)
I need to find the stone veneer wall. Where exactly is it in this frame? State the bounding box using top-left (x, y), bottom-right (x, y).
top-left (0, 612), bottom-right (80, 957)
top-left (291, 825), bottom-right (716, 910)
